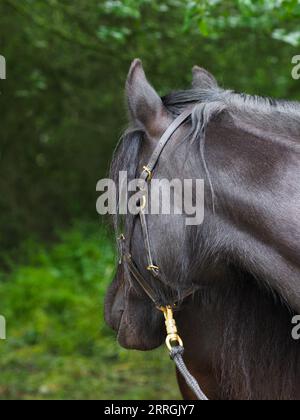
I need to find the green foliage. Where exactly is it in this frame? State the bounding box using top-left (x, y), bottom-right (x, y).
top-left (185, 0), bottom-right (300, 44)
top-left (0, 223), bottom-right (180, 400)
top-left (1, 0), bottom-right (300, 255)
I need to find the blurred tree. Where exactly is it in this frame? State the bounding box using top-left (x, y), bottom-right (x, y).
top-left (0, 0), bottom-right (300, 261)
top-left (185, 0), bottom-right (300, 43)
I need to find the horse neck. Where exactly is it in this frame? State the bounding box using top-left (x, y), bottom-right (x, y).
top-left (200, 115), bottom-right (300, 312)
top-left (176, 103), bottom-right (300, 399)
top-left (177, 268), bottom-right (300, 400)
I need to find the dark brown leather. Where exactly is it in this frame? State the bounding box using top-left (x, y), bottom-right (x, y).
top-left (125, 254), bottom-right (162, 306)
top-left (120, 108), bottom-right (196, 307)
top-left (140, 108), bottom-right (193, 183)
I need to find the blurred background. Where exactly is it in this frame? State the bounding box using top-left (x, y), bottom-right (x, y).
top-left (1, 0), bottom-right (300, 400)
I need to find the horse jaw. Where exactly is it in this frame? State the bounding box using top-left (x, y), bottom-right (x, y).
top-left (105, 279), bottom-right (165, 351)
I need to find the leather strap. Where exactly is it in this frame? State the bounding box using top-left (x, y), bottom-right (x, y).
top-left (126, 255), bottom-right (162, 306)
top-left (119, 108), bottom-right (196, 308)
top-left (139, 209), bottom-right (159, 277)
top-left (140, 109), bottom-right (193, 182)
top-left (125, 253), bottom-right (197, 308)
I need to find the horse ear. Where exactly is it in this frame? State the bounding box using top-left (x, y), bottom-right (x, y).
top-left (126, 59), bottom-right (171, 138)
top-left (192, 66), bottom-right (218, 89)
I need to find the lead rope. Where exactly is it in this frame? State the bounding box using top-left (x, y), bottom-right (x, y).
top-left (170, 347), bottom-right (209, 401)
top-left (160, 306), bottom-right (209, 401)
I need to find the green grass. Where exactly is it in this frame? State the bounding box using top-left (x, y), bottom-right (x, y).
top-left (0, 222), bottom-right (180, 400)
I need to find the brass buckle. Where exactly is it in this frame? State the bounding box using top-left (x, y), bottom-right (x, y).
top-left (143, 166), bottom-right (153, 182)
top-left (147, 264), bottom-right (160, 272)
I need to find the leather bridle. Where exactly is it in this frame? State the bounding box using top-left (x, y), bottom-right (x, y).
top-left (116, 106), bottom-right (209, 400)
top-left (118, 108), bottom-right (195, 309)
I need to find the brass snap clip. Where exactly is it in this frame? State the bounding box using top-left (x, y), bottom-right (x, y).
top-left (160, 306), bottom-right (183, 351)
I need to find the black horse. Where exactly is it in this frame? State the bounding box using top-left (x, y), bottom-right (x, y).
top-left (105, 59), bottom-right (300, 400)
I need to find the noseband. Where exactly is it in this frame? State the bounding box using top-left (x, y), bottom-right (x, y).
top-left (118, 108), bottom-right (208, 400)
